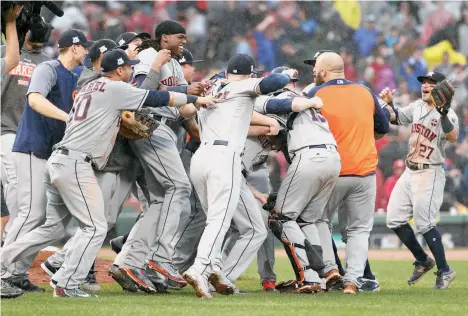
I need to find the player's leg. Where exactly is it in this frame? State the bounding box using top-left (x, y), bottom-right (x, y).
top-left (172, 192), bottom-right (206, 274)
top-left (247, 164), bottom-right (277, 291)
top-left (1, 153), bottom-right (48, 291)
top-left (316, 178), bottom-right (348, 289)
top-left (0, 162), bottom-right (72, 284)
top-left (273, 150), bottom-right (331, 293)
top-left (217, 180), bottom-right (267, 287)
top-left (183, 147), bottom-right (242, 298)
top-left (1, 133), bottom-right (19, 233)
top-left (1, 184), bottom-right (9, 244)
top-left (131, 128), bottom-right (191, 283)
top-left (412, 168), bottom-right (455, 289)
top-left (386, 169), bottom-right (434, 284)
top-left (50, 157), bottom-right (107, 297)
top-left (340, 175), bottom-right (376, 294)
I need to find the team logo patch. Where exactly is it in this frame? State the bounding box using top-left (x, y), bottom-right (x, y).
top-left (99, 45), bottom-right (107, 53)
top-left (72, 36), bottom-right (80, 44)
top-left (119, 39), bottom-right (125, 46)
top-left (179, 56), bottom-right (186, 64)
top-left (431, 118), bottom-right (437, 127)
top-left (117, 58), bottom-right (124, 65)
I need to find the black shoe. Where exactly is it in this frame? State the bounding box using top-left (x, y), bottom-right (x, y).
top-left (1, 279), bottom-right (23, 299)
top-left (41, 261), bottom-right (60, 277)
top-left (10, 278), bottom-right (45, 292)
top-left (408, 257), bottom-right (436, 285)
top-left (110, 236), bottom-right (124, 254)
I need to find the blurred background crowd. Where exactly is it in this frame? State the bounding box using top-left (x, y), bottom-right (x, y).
top-left (17, 0), bottom-right (468, 213)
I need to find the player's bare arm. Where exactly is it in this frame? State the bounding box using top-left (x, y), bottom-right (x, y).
top-left (182, 117), bottom-right (200, 141)
top-left (247, 125), bottom-right (271, 137)
top-left (251, 111), bottom-right (280, 136)
top-left (2, 5), bottom-right (23, 73)
top-left (28, 93), bottom-right (69, 122)
top-left (247, 182), bottom-right (268, 205)
top-left (379, 87), bottom-right (398, 124)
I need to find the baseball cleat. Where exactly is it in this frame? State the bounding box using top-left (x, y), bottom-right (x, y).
top-left (208, 271), bottom-right (236, 295)
top-left (275, 280), bottom-right (299, 293)
top-left (41, 261), bottom-right (59, 277)
top-left (262, 281), bottom-right (277, 292)
top-left (296, 282), bottom-right (322, 294)
top-left (147, 260), bottom-right (186, 288)
top-left (108, 265), bottom-right (138, 292)
top-left (9, 278), bottom-right (45, 292)
top-left (1, 279), bottom-right (23, 299)
top-left (325, 269), bottom-right (342, 290)
top-left (82, 272), bottom-right (101, 292)
top-left (343, 282), bottom-right (358, 294)
top-left (53, 286), bottom-right (98, 298)
top-left (120, 266), bottom-right (157, 294)
top-left (433, 269), bottom-right (456, 289)
top-left (146, 266), bottom-right (169, 293)
top-left (358, 278), bottom-right (380, 292)
top-left (110, 236), bottom-right (124, 254)
top-left (408, 257), bottom-right (436, 285)
top-left (182, 268), bottom-right (212, 299)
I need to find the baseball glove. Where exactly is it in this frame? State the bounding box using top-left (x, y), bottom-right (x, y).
top-left (431, 79), bottom-right (455, 116)
top-left (118, 109), bottom-right (158, 140)
top-left (262, 193), bottom-right (277, 213)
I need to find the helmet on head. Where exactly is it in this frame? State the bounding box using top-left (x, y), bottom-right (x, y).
top-left (271, 66), bottom-right (298, 82)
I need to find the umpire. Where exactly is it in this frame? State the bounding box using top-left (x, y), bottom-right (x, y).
top-left (1, 29), bottom-right (91, 295)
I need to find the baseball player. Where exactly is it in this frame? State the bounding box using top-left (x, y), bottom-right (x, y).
top-left (112, 20), bottom-right (204, 291)
top-left (40, 39), bottom-right (138, 292)
top-left (0, 49), bottom-right (213, 298)
top-left (307, 52), bottom-right (389, 294)
top-left (116, 32), bottom-right (152, 60)
top-left (303, 50), bottom-right (379, 292)
top-left (381, 71), bottom-right (458, 289)
top-left (1, 5), bottom-right (32, 241)
top-left (254, 67), bottom-right (339, 294)
top-left (0, 29), bottom-right (91, 295)
top-left (182, 54), bottom-right (289, 299)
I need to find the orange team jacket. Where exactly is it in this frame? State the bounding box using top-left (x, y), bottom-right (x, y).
top-left (307, 79), bottom-right (389, 176)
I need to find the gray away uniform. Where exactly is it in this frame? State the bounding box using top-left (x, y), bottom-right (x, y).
top-left (188, 78), bottom-right (267, 279)
top-left (261, 90), bottom-right (341, 284)
top-left (0, 77), bottom-right (154, 289)
top-left (1, 46), bottom-right (50, 231)
top-left (114, 48), bottom-right (191, 270)
top-left (386, 101), bottom-right (459, 233)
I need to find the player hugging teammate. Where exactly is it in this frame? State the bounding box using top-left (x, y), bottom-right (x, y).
top-left (0, 15), bottom-right (459, 300)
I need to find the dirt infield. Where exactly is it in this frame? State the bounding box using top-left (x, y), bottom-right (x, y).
top-left (29, 251), bottom-right (115, 285)
top-left (275, 248), bottom-right (468, 260)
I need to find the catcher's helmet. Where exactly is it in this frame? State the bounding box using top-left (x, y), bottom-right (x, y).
top-left (271, 66), bottom-right (298, 82)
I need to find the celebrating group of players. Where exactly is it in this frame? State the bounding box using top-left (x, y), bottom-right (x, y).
top-left (1, 6), bottom-right (459, 300)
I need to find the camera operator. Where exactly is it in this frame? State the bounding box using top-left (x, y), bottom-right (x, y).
top-left (1, 29), bottom-right (91, 296)
top-left (1, 29), bottom-right (51, 238)
top-left (1, 5), bottom-right (23, 77)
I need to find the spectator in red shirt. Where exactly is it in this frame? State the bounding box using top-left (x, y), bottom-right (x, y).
top-left (383, 159), bottom-right (406, 210)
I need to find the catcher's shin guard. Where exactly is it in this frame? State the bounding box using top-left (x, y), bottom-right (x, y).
top-left (268, 215), bottom-right (311, 283)
top-left (304, 240), bottom-right (325, 279)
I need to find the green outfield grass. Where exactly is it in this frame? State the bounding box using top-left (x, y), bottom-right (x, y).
top-left (2, 258), bottom-right (467, 316)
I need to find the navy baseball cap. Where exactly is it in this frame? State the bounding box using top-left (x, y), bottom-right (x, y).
top-left (116, 32), bottom-right (151, 47)
top-left (417, 71), bottom-right (446, 83)
top-left (304, 49), bottom-right (334, 66)
top-left (227, 54), bottom-right (256, 75)
top-left (101, 49), bottom-right (140, 72)
top-left (178, 48), bottom-right (203, 66)
top-left (88, 39), bottom-right (128, 62)
top-left (58, 29), bottom-right (93, 49)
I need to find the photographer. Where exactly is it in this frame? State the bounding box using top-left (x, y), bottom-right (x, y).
top-left (1, 5), bottom-right (23, 76)
top-left (1, 29), bottom-right (51, 239)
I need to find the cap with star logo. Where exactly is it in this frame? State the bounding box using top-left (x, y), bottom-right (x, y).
top-left (116, 32), bottom-right (151, 47)
top-left (178, 48), bottom-right (203, 66)
top-left (417, 71), bottom-right (446, 83)
top-left (88, 39), bottom-right (128, 62)
top-left (227, 54), bottom-right (256, 75)
top-left (57, 29), bottom-right (94, 49)
top-left (101, 49), bottom-right (140, 73)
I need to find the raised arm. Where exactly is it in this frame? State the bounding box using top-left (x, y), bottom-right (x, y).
top-left (2, 5), bottom-right (23, 73)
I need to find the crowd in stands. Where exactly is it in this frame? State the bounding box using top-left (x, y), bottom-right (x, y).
top-left (36, 0), bottom-right (468, 213)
